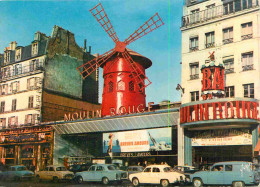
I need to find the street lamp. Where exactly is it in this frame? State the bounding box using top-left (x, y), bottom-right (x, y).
top-left (176, 84), bottom-right (185, 94)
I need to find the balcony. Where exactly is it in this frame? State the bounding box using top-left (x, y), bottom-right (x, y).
top-left (242, 64), bottom-right (254, 71)
top-left (241, 33), bottom-right (253, 40)
top-left (190, 46), bottom-right (199, 52)
top-left (0, 63), bottom-right (44, 82)
top-left (205, 42), bottom-right (215, 48)
top-left (190, 74), bottom-right (199, 80)
top-left (223, 38), bottom-right (233, 45)
top-left (225, 68), bottom-right (234, 74)
top-left (181, 1), bottom-right (259, 28)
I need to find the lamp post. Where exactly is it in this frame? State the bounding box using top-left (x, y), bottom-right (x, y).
top-left (176, 84), bottom-right (185, 94)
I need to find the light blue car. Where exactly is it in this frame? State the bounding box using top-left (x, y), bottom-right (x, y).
top-left (74, 164), bottom-right (127, 185)
top-left (0, 165), bottom-right (34, 181)
top-left (190, 161), bottom-right (260, 187)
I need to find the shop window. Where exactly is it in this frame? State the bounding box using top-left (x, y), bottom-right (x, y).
top-left (42, 145), bottom-right (50, 158)
top-left (144, 167), bottom-right (151, 172)
top-left (191, 91), bottom-right (199, 101)
top-left (242, 52), bottom-right (253, 71)
top-left (117, 80), bottom-right (125, 91)
top-left (108, 81), bottom-right (113, 93)
top-left (223, 27), bottom-right (233, 44)
top-left (12, 99), bottom-right (17, 111)
top-left (205, 31), bottom-right (215, 48)
top-left (129, 81), bottom-right (135, 92)
top-left (225, 165), bottom-right (233, 171)
top-left (243, 83), bottom-right (254, 98)
top-left (223, 58), bottom-right (234, 74)
top-left (21, 145), bottom-right (34, 158)
top-left (0, 102), bottom-right (5, 113)
top-left (189, 37), bottom-right (198, 52)
top-left (225, 86), bottom-right (235, 98)
top-left (190, 62), bottom-right (199, 80)
top-left (5, 147), bottom-right (15, 158)
top-left (89, 111), bottom-right (93, 118)
top-left (32, 42), bottom-right (38, 56)
top-left (28, 96), bottom-right (34, 108)
top-left (241, 22), bottom-right (252, 40)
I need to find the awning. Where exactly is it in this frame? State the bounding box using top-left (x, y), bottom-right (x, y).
top-left (52, 110), bottom-right (179, 135)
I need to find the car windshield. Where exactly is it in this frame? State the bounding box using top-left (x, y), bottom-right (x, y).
top-left (108, 165), bottom-right (117, 170)
top-left (163, 167), bottom-right (174, 172)
top-left (56, 167), bottom-right (67, 171)
top-left (17, 166), bottom-right (26, 171)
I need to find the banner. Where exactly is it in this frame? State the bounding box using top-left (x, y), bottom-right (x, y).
top-left (192, 129), bottom-right (252, 146)
top-left (103, 127), bottom-right (172, 153)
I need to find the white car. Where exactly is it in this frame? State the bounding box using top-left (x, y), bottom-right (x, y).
top-left (129, 164), bottom-right (188, 187)
top-left (35, 165), bottom-right (74, 182)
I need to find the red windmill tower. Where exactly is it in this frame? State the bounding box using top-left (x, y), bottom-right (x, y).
top-left (77, 3), bottom-right (164, 117)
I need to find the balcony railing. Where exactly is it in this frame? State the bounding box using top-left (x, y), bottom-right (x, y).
top-left (223, 38), bottom-right (233, 44)
top-left (241, 33), bottom-right (253, 40)
top-left (190, 74), bottom-right (199, 80)
top-left (182, 1), bottom-right (259, 27)
top-left (205, 42), bottom-right (215, 48)
top-left (190, 46), bottom-right (199, 52)
top-left (242, 64), bottom-right (254, 71)
top-left (0, 63), bottom-right (44, 81)
top-left (225, 68), bottom-right (234, 74)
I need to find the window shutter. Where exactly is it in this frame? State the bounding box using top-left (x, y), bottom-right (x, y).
top-left (25, 115), bottom-right (28, 125)
top-left (27, 79), bottom-right (29, 90)
top-left (2, 119), bottom-right (6, 128)
top-left (15, 116), bottom-right (18, 126)
top-left (17, 81), bottom-right (20, 92)
top-left (32, 114), bottom-right (36, 124)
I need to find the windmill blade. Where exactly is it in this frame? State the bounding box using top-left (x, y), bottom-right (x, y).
top-left (124, 13), bottom-right (164, 45)
top-left (77, 48), bottom-right (116, 79)
top-left (122, 51), bottom-right (151, 90)
top-left (90, 3), bottom-right (119, 43)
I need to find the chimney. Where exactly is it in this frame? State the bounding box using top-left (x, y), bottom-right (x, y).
top-left (89, 46), bottom-right (91, 54)
top-left (84, 39), bottom-right (87, 51)
top-left (9, 41), bottom-right (17, 50)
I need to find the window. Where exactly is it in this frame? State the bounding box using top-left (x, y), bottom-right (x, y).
top-left (205, 32), bottom-right (215, 48)
top-left (14, 64), bottom-right (22, 76)
top-left (117, 80), bottom-right (125, 91)
top-left (1, 84), bottom-right (8, 95)
top-left (27, 77), bottom-right (35, 90)
top-left (144, 167), bottom-right (151, 172)
top-left (190, 37), bottom-right (198, 52)
top-left (191, 91), bottom-right (199, 101)
top-left (30, 59), bottom-right (40, 72)
top-left (242, 52), bottom-right (253, 71)
top-left (0, 118), bottom-right (6, 129)
top-left (225, 165), bottom-right (233, 171)
top-left (32, 42), bottom-right (38, 56)
top-left (49, 167), bottom-right (54, 171)
top-left (241, 22), bottom-right (252, 40)
top-left (206, 4), bottom-right (215, 19)
top-left (4, 51), bottom-right (11, 64)
top-left (15, 48), bottom-right (21, 61)
top-left (223, 2), bottom-right (234, 15)
top-left (8, 116), bottom-right (18, 127)
top-left (223, 27), bottom-right (233, 44)
top-left (223, 58), bottom-right (234, 74)
top-left (152, 167), bottom-right (160, 172)
top-left (211, 165), bottom-right (224, 171)
top-left (108, 81), bottom-right (113, 93)
top-left (190, 9), bottom-right (200, 23)
top-left (28, 96), bottom-right (34, 108)
top-left (12, 99), bottom-right (17, 111)
top-left (190, 63), bottom-right (199, 80)
top-left (0, 102), bottom-right (5, 113)
top-left (25, 114), bottom-right (33, 124)
top-left (11, 81), bottom-right (19, 93)
top-left (242, 0), bottom-right (252, 9)
top-left (243, 83), bottom-right (254, 98)
top-left (225, 86), bottom-right (235, 98)
top-left (89, 166), bottom-right (96, 171)
top-left (96, 166), bottom-right (104, 171)
top-left (3, 67), bottom-right (11, 78)
top-left (129, 81), bottom-right (135, 92)
top-left (235, 0), bottom-right (242, 11)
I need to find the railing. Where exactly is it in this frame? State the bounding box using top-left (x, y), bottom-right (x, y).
top-left (223, 38), bottom-right (233, 44)
top-left (182, 1), bottom-right (259, 27)
top-left (242, 64), bottom-right (254, 71)
top-left (205, 42), bottom-right (215, 48)
top-left (0, 63), bottom-right (44, 81)
top-left (190, 46), bottom-right (199, 52)
top-left (225, 68), bottom-right (234, 74)
top-left (190, 74), bottom-right (199, 80)
top-left (241, 33), bottom-right (253, 40)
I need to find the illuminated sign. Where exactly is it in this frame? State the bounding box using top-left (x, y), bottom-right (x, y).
top-left (180, 100), bottom-right (259, 124)
top-left (64, 110), bottom-right (102, 121)
top-left (110, 104), bottom-right (145, 116)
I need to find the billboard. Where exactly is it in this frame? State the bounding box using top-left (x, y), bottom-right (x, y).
top-left (103, 127), bottom-right (172, 153)
top-left (192, 129), bottom-right (252, 146)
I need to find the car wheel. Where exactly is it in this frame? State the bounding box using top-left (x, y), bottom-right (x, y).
top-left (161, 179), bottom-right (169, 187)
top-left (132, 177), bottom-right (140, 186)
top-left (193, 178), bottom-right (203, 187)
top-left (233, 181), bottom-right (245, 187)
top-left (102, 177), bottom-right (109, 185)
top-left (76, 176), bottom-right (83, 184)
top-left (53, 176), bottom-right (59, 183)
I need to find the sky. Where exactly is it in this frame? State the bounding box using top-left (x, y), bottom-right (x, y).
top-left (0, 0), bottom-right (184, 104)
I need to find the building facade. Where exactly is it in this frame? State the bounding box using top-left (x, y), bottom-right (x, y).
top-left (0, 25), bottom-right (101, 170)
top-left (180, 0), bottom-right (260, 166)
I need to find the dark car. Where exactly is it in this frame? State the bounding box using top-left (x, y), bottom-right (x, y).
top-left (69, 163), bottom-right (92, 174)
top-left (174, 166), bottom-right (199, 174)
top-left (126, 166), bottom-right (144, 178)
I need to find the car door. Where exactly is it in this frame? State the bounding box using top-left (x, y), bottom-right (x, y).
top-left (48, 166), bottom-right (55, 180)
top-left (41, 167), bottom-right (49, 180)
top-left (207, 164), bottom-right (224, 185)
top-left (150, 167), bottom-right (161, 184)
top-left (139, 167), bottom-right (152, 183)
top-left (223, 164), bottom-right (234, 185)
top-left (95, 165), bottom-right (105, 181)
top-left (86, 165), bottom-right (96, 181)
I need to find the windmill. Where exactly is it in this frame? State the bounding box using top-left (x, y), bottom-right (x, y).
top-left (77, 3), bottom-right (164, 117)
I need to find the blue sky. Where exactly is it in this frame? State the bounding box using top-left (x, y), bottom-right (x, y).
top-left (0, 0), bottom-right (183, 104)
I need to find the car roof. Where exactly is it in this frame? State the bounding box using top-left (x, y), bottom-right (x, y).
top-left (46, 165), bottom-right (65, 168)
top-left (214, 161), bottom-right (251, 165)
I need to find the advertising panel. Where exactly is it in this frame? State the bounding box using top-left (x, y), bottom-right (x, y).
top-left (103, 127), bottom-right (172, 153)
top-left (192, 129), bottom-right (252, 146)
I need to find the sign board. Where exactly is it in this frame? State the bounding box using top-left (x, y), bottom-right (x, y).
top-left (192, 129), bottom-right (252, 146)
top-left (102, 127), bottom-right (172, 153)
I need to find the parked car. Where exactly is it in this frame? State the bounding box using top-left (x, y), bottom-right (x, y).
top-left (126, 166), bottom-right (144, 179)
top-left (0, 165), bottom-right (34, 181)
top-left (35, 165), bottom-right (74, 182)
top-left (173, 165), bottom-right (199, 174)
top-left (69, 163), bottom-right (92, 174)
top-left (129, 164), bottom-right (188, 187)
top-left (190, 161), bottom-right (260, 187)
top-left (74, 164), bottom-right (127, 184)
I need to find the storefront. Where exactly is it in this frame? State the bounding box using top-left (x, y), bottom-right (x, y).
top-left (51, 108), bottom-right (179, 168)
top-left (0, 125), bottom-right (54, 171)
